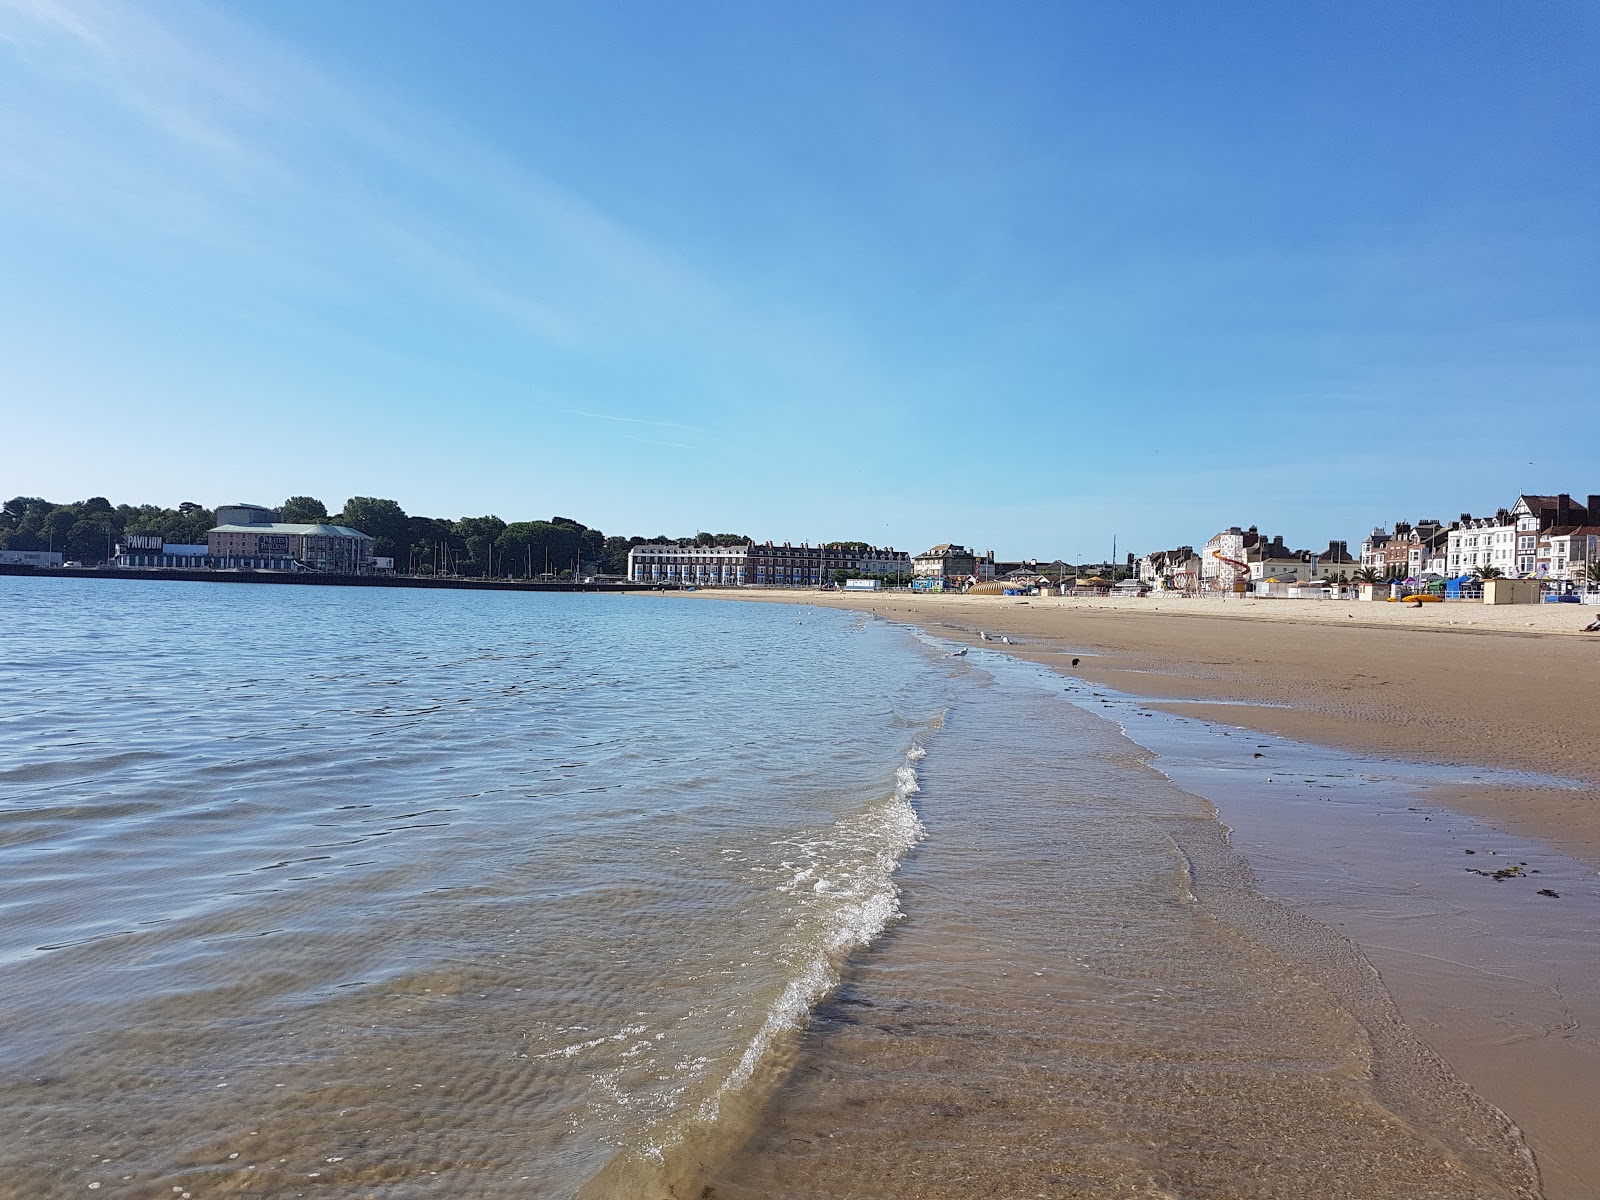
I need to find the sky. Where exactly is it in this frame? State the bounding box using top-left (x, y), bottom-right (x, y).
top-left (2, 0), bottom-right (1597, 559)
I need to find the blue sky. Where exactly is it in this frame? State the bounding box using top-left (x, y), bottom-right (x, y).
top-left (3, 0), bottom-right (1596, 559)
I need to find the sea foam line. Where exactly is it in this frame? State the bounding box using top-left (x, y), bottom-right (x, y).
top-left (689, 737), bottom-right (929, 1129)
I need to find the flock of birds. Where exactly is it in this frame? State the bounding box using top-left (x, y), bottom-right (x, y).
top-left (952, 630), bottom-right (1017, 656)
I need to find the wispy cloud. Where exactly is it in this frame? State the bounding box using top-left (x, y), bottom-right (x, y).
top-left (560, 409), bottom-right (703, 432)
top-left (0, 0), bottom-right (802, 372)
top-left (623, 433), bottom-right (698, 452)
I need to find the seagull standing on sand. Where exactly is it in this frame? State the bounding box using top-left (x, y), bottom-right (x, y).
top-left (1000, 635), bottom-right (1012, 644)
top-left (979, 631), bottom-right (991, 641)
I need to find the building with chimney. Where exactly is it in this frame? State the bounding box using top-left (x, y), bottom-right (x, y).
top-left (1247, 535), bottom-right (1314, 583)
top-left (1201, 526), bottom-right (1261, 590)
top-left (1535, 526), bottom-right (1600, 582)
top-left (1138, 546), bottom-right (1202, 590)
top-left (1313, 540), bottom-right (1359, 581)
top-left (1445, 493), bottom-right (1596, 577)
top-left (1361, 520), bottom-right (1446, 579)
top-left (913, 544), bottom-right (995, 589)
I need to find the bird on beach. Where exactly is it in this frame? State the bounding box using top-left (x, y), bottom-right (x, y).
top-left (951, 647), bottom-right (968, 656)
top-left (979, 631), bottom-right (991, 641)
top-left (1000, 635), bottom-right (1013, 644)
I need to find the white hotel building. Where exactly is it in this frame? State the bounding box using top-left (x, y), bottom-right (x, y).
top-left (627, 542), bottom-right (911, 587)
top-left (627, 543), bottom-right (750, 586)
top-left (1445, 494), bottom-right (1598, 578)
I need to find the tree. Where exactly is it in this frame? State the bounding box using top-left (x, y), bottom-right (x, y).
top-left (1478, 566), bottom-right (1505, 579)
top-left (281, 496), bottom-right (328, 523)
top-left (496, 521), bottom-right (583, 578)
top-left (1587, 561), bottom-right (1600, 587)
top-left (336, 497), bottom-right (410, 559)
top-left (600, 536), bottom-right (633, 575)
top-left (454, 515), bottom-right (507, 576)
top-left (65, 513), bottom-right (118, 564)
top-left (406, 515), bottom-right (464, 575)
top-left (1353, 567), bottom-right (1380, 584)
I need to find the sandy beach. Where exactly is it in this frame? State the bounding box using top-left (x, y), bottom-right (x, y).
top-left (683, 588), bottom-right (1600, 1199)
top-left (705, 590), bottom-right (1600, 863)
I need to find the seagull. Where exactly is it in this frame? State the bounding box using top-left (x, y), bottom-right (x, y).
top-left (951, 647), bottom-right (968, 656)
top-left (979, 631), bottom-right (991, 641)
top-left (1000, 635), bottom-right (1013, 644)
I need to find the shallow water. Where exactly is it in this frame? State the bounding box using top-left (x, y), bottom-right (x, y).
top-left (0, 583), bottom-right (1561, 1198)
top-left (0, 580), bottom-right (945, 1198)
top-left (707, 638), bottom-right (1542, 1199)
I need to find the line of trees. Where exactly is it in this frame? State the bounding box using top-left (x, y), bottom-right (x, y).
top-left (0, 496), bottom-right (216, 565)
top-left (1, 493), bottom-right (749, 577)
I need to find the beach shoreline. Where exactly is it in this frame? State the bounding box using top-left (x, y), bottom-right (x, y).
top-left (678, 590), bottom-right (1600, 866)
top-left (675, 588), bottom-right (1600, 1199)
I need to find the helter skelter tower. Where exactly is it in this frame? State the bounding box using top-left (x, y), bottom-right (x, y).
top-left (1210, 548), bottom-right (1249, 593)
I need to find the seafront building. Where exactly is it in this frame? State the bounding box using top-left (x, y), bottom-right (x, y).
top-left (1360, 520), bottom-right (1446, 579)
top-left (1537, 526), bottom-right (1600, 582)
top-left (1313, 540), bottom-right (1359, 580)
top-left (625, 541), bottom-right (911, 586)
top-left (107, 501), bottom-right (378, 574)
top-left (1246, 535), bottom-right (1315, 583)
top-left (1444, 495), bottom-right (1596, 579)
top-left (1138, 547), bottom-right (1201, 590)
top-left (206, 522), bottom-right (376, 573)
top-left (1201, 527), bottom-right (1260, 590)
top-left (912, 544), bottom-right (995, 590)
top-left (112, 536), bottom-right (212, 570)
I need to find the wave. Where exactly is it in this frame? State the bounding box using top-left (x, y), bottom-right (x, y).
top-left (578, 729), bottom-right (937, 1200)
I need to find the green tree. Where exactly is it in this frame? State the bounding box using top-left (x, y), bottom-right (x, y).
top-left (1478, 566), bottom-right (1505, 579)
top-left (406, 516), bottom-right (466, 575)
top-left (454, 515), bottom-right (507, 576)
top-left (599, 536), bottom-right (634, 575)
top-left (336, 497), bottom-right (410, 560)
top-left (65, 512), bottom-right (118, 564)
top-left (281, 496), bottom-right (328, 523)
top-left (1586, 560), bottom-right (1600, 586)
top-left (1353, 567), bottom-right (1380, 584)
top-left (0, 497), bottom-right (54, 550)
top-left (496, 520), bottom-right (583, 578)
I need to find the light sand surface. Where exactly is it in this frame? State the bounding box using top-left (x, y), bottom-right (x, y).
top-left (674, 588), bottom-right (1600, 1199)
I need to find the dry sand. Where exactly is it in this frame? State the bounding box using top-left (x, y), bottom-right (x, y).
top-left (677, 588), bottom-right (1600, 1198)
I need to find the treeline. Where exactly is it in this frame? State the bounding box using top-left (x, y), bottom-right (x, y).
top-left (0, 497), bottom-right (216, 565)
top-left (0, 494), bottom-right (747, 577)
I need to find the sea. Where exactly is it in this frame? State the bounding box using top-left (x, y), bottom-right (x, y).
top-left (0, 577), bottom-right (1568, 1199)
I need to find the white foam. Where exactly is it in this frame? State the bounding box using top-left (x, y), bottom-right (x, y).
top-left (692, 738), bottom-right (929, 1125)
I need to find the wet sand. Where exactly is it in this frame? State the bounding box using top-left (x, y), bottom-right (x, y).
top-left (679, 590), bottom-right (1600, 1199)
top-left (694, 591), bottom-right (1600, 865)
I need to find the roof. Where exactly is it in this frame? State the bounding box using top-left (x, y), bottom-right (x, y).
top-left (1516, 495), bottom-right (1592, 522)
top-left (210, 522), bottom-right (373, 539)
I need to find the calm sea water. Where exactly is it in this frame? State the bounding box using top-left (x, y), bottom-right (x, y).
top-left (0, 579), bottom-right (1543, 1199)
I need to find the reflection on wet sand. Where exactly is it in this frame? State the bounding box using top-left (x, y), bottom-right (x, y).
top-left (710, 654), bottom-right (1541, 1200)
